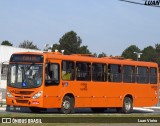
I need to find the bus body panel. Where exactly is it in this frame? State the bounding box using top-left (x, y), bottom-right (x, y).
top-left (6, 52), bottom-right (159, 111)
top-left (6, 83), bottom-right (158, 108)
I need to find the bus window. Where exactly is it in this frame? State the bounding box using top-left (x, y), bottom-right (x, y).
top-left (108, 64), bottom-right (122, 82)
top-left (150, 67), bottom-right (157, 84)
top-left (8, 64), bottom-right (43, 88)
top-left (45, 63), bottom-right (60, 86)
top-left (76, 62), bottom-right (91, 81)
top-left (1, 64), bottom-right (8, 80)
top-left (123, 65), bottom-right (135, 83)
top-left (137, 67), bottom-right (149, 84)
top-left (62, 61), bottom-right (75, 80)
top-left (9, 65), bottom-right (16, 84)
top-left (92, 63), bottom-right (106, 82)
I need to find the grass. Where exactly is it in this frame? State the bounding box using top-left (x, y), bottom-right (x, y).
top-left (0, 111), bottom-right (160, 125)
top-left (0, 112), bottom-right (160, 117)
top-left (0, 106), bottom-right (160, 126)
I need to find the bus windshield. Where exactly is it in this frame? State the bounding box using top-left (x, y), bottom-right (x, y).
top-left (8, 64), bottom-right (43, 88)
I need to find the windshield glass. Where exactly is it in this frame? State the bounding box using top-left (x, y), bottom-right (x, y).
top-left (8, 64), bottom-right (43, 88)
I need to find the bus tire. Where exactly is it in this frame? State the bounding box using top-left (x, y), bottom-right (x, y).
top-left (60, 96), bottom-right (75, 114)
top-left (121, 97), bottom-right (133, 114)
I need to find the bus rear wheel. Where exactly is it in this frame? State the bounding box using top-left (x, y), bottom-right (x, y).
top-left (60, 96), bottom-right (75, 114)
top-left (121, 97), bottom-right (133, 114)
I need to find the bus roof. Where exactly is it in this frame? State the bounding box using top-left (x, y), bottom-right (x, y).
top-left (11, 51), bottom-right (158, 67)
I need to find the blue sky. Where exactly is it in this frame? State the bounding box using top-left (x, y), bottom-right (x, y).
top-left (0, 0), bottom-right (160, 56)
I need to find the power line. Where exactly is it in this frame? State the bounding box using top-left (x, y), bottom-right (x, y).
top-left (119, 0), bottom-right (160, 8)
top-left (119, 0), bottom-right (145, 5)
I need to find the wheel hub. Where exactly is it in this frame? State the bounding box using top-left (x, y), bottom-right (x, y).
top-left (125, 101), bottom-right (131, 111)
top-left (63, 100), bottom-right (70, 109)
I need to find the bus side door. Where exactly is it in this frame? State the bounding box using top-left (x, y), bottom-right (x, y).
top-left (43, 60), bottom-right (62, 108)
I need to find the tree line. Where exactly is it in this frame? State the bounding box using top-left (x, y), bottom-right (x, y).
top-left (1, 30), bottom-right (160, 64)
top-left (121, 44), bottom-right (160, 64)
top-left (1, 31), bottom-right (101, 57)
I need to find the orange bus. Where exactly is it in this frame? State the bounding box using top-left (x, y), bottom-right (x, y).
top-left (6, 51), bottom-right (159, 114)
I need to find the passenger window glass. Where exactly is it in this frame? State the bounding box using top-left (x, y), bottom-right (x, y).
top-left (108, 64), bottom-right (121, 82)
top-left (76, 62), bottom-right (91, 81)
top-left (92, 63), bottom-right (106, 82)
top-left (45, 63), bottom-right (60, 86)
top-left (123, 65), bottom-right (135, 83)
top-left (150, 67), bottom-right (157, 84)
top-left (62, 61), bottom-right (75, 80)
top-left (137, 67), bottom-right (149, 84)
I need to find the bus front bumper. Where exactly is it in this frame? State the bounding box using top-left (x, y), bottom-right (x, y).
top-left (6, 97), bottom-right (43, 108)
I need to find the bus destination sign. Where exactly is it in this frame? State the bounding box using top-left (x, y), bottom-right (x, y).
top-left (10, 54), bottom-right (44, 63)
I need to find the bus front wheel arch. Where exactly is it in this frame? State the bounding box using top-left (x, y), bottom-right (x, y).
top-left (59, 95), bottom-right (75, 114)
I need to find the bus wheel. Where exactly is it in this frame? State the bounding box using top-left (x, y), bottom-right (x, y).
top-left (60, 96), bottom-right (75, 114)
top-left (122, 97), bottom-right (133, 114)
top-left (91, 108), bottom-right (106, 113)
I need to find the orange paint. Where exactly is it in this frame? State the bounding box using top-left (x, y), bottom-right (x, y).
top-left (6, 52), bottom-right (159, 111)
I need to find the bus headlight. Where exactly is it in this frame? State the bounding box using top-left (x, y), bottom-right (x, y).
top-left (7, 91), bottom-right (13, 98)
top-left (32, 91), bottom-right (43, 99)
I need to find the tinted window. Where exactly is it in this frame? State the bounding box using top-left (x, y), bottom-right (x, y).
top-left (150, 67), bottom-right (157, 84)
top-left (62, 61), bottom-right (75, 80)
top-left (108, 64), bottom-right (122, 82)
top-left (123, 65), bottom-right (135, 83)
top-left (45, 63), bottom-right (60, 86)
top-left (76, 62), bottom-right (91, 81)
top-left (92, 63), bottom-right (106, 82)
top-left (137, 67), bottom-right (149, 84)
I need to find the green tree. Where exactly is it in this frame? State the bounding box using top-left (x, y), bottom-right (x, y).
top-left (58, 31), bottom-right (82, 54)
top-left (141, 46), bottom-right (157, 62)
top-left (98, 52), bottom-right (107, 58)
top-left (155, 43), bottom-right (160, 53)
top-left (51, 43), bottom-right (60, 52)
top-left (155, 44), bottom-right (160, 64)
top-left (1, 40), bottom-right (13, 46)
top-left (19, 40), bottom-right (39, 50)
top-left (93, 53), bottom-right (97, 57)
top-left (52, 31), bottom-right (91, 54)
top-left (121, 45), bottom-right (140, 60)
top-left (78, 45), bottom-right (90, 54)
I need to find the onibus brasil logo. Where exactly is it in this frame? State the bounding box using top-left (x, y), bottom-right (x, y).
top-left (119, 0), bottom-right (160, 7)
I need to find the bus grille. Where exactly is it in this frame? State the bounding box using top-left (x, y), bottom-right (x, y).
top-left (16, 100), bottom-right (29, 104)
top-left (15, 96), bottom-right (31, 98)
top-left (14, 91), bottom-right (34, 95)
